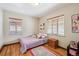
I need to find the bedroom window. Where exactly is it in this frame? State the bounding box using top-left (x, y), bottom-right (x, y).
top-left (9, 17), bottom-right (22, 35)
top-left (47, 26), bottom-right (53, 35)
top-left (47, 15), bottom-right (64, 36)
top-left (58, 16), bottom-right (64, 36)
top-left (47, 20), bottom-right (53, 35)
top-left (52, 19), bottom-right (57, 35)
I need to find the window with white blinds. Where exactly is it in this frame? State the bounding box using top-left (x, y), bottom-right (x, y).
top-left (58, 16), bottom-right (64, 36)
top-left (47, 26), bottom-right (53, 35)
top-left (47, 20), bottom-right (53, 35)
top-left (47, 15), bottom-right (64, 36)
top-left (9, 17), bottom-right (22, 35)
top-left (52, 19), bottom-right (57, 35)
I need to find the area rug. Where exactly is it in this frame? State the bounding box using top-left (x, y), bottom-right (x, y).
top-left (30, 46), bottom-right (57, 56)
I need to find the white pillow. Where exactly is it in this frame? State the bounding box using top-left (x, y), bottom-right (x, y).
top-left (41, 34), bottom-right (47, 39)
top-left (36, 33), bottom-right (41, 39)
top-left (36, 33), bottom-right (47, 39)
top-left (32, 34), bottom-right (37, 38)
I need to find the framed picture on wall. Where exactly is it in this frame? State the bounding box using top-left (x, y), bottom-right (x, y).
top-left (43, 23), bottom-right (45, 26)
top-left (71, 14), bottom-right (79, 33)
top-left (40, 23), bottom-right (45, 31)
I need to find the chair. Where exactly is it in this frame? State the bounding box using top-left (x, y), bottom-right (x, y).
top-left (67, 41), bottom-right (79, 56)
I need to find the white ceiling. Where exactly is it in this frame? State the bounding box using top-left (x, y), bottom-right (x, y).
top-left (0, 3), bottom-right (70, 17)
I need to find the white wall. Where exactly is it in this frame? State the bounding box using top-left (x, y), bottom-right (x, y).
top-left (39, 4), bottom-right (79, 49)
top-left (3, 11), bottom-right (39, 44)
top-left (0, 9), bottom-right (4, 49)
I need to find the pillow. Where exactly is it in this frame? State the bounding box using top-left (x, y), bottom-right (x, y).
top-left (41, 34), bottom-right (47, 39)
top-left (36, 33), bottom-right (41, 39)
top-left (70, 41), bottom-right (77, 49)
top-left (36, 33), bottom-right (47, 39)
top-left (38, 33), bottom-right (47, 39)
top-left (41, 35), bottom-right (46, 39)
top-left (32, 34), bottom-right (37, 38)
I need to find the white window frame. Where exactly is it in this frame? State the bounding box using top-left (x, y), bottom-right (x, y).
top-left (9, 17), bottom-right (22, 35)
top-left (47, 15), bottom-right (64, 36)
top-left (47, 20), bottom-right (53, 35)
top-left (52, 19), bottom-right (58, 35)
top-left (58, 16), bottom-right (64, 36)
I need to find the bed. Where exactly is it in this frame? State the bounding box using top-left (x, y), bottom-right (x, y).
top-left (19, 36), bottom-right (48, 53)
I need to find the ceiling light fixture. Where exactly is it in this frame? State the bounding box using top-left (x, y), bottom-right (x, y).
top-left (34, 3), bottom-right (40, 5)
top-left (31, 3), bottom-right (40, 6)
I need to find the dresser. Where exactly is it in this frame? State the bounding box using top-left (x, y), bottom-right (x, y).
top-left (48, 38), bottom-right (58, 49)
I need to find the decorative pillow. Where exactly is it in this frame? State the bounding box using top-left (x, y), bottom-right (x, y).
top-left (41, 35), bottom-right (46, 38)
top-left (70, 41), bottom-right (77, 49)
top-left (39, 33), bottom-right (47, 39)
top-left (41, 34), bottom-right (47, 39)
top-left (36, 33), bottom-right (47, 39)
top-left (32, 34), bottom-right (37, 38)
top-left (36, 33), bottom-right (41, 39)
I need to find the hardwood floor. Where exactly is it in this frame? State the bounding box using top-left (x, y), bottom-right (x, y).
top-left (44, 44), bottom-right (67, 56)
top-left (0, 43), bottom-right (67, 56)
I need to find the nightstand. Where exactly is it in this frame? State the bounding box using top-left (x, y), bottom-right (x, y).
top-left (48, 38), bottom-right (58, 49)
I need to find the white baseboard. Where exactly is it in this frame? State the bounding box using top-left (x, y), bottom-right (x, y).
top-left (4, 40), bottom-right (19, 45)
top-left (0, 40), bottom-right (4, 51)
top-left (0, 40), bottom-right (19, 51)
top-left (0, 44), bottom-right (3, 51)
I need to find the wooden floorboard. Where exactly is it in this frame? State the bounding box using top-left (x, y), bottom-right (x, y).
top-left (0, 43), bottom-right (66, 56)
top-left (15, 44), bottom-right (20, 56)
top-left (5, 45), bottom-right (10, 56)
top-left (0, 47), bottom-right (7, 56)
top-left (10, 44), bottom-right (15, 56)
